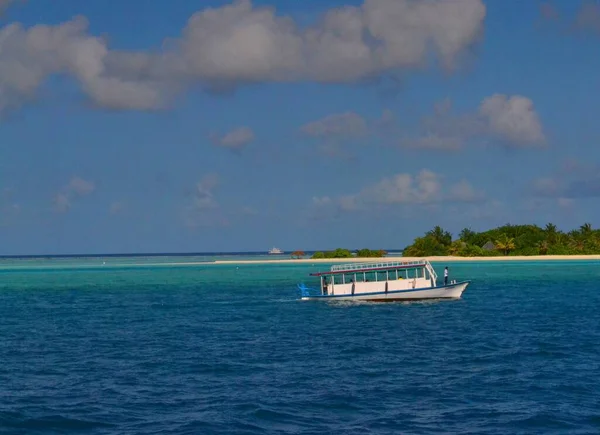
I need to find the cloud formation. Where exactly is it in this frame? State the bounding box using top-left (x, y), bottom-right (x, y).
top-left (68, 176), bottom-right (96, 196)
top-left (0, 17), bottom-right (167, 113)
top-left (304, 93), bottom-right (545, 152)
top-left (539, 1), bottom-right (600, 35)
top-left (211, 127), bottom-right (255, 151)
top-left (0, 0), bottom-right (14, 13)
top-left (532, 160), bottom-right (600, 199)
top-left (0, 0), bottom-right (486, 113)
top-left (574, 1), bottom-right (600, 34)
top-left (300, 112), bottom-right (368, 139)
top-left (183, 173), bottom-right (231, 228)
top-left (480, 94), bottom-right (545, 144)
top-left (403, 94), bottom-right (545, 150)
top-left (52, 176), bottom-right (95, 213)
top-left (193, 173), bottom-right (219, 211)
top-left (313, 169), bottom-right (484, 216)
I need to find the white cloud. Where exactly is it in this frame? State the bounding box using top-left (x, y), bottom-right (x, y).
top-left (52, 176), bottom-right (95, 213)
top-left (0, 0), bottom-right (487, 112)
top-left (299, 109), bottom-right (396, 152)
top-left (449, 180), bottom-right (485, 202)
top-left (479, 94), bottom-right (545, 145)
top-left (301, 112), bottom-right (367, 139)
top-left (314, 169), bottom-right (484, 214)
top-left (212, 127), bottom-right (255, 150)
top-left (172, 0), bottom-right (486, 84)
top-left (0, 0), bottom-right (15, 13)
top-left (403, 94), bottom-right (545, 150)
top-left (0, 17), bottom-right (168, 113)
top-left (53, 193), bottom-right (71, 213)
top-left (531, 161), bottom-right (600, 199)
top-left (193, 173), bottom-right (219, 210)
top-left (68, 176), bottom-right (95, 196)
top-left (183, 173), bottom-right (223, 228)
top-left (574, 1), bottom-right (600, 34)
top-left (541, 1), bottom-right (600, 35)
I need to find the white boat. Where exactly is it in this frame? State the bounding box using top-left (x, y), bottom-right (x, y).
top-left (298, 259), bottom-right (469, 302)
top-left (268, 247), bottom-right (283, 255)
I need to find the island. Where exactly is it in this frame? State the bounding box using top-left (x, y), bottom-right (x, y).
top-left (402, 223), bottom-right (600, 257)
top-left (310, 248), bottom-right (387, 259)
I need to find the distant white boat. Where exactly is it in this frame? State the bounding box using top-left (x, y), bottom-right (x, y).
top-left (298, 259), bottom-right (469, 302)
top-left (268, 247), bottom-right (284, 255)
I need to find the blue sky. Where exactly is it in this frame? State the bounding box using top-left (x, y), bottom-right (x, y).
top-left (0, 0), bottom-right (599, 255)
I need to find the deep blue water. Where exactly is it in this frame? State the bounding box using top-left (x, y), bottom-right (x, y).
top-left (1, 259), bottom-right (600, 434)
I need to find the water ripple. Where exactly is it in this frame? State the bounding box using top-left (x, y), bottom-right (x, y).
top-left (1, 263), bottom-right (600, 433)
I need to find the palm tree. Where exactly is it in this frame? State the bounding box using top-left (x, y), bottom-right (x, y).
top-left (580, 223), bottom-right (592, 234)
top-left (569, 237), bottom-right (585, 252)
top-left (427, 226), bottom-right (452, 246)
top-left (459, 227), bottom-right (476, 243)
top-left (536, 240), bottom-right (549, 255)
top-left (544, 223), bottom-right (558, 244)
top-left (495, 234), bottom-right (516, 256)
top-left (448, 240), bottom-right (465, 255)
top-left (554, 233), bottom-right (565, 245)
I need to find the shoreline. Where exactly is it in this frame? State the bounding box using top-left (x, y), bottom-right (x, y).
top-left (1, 255), bottom-right (600, 270)
top-left (211, 255), bottom-right (600, 265)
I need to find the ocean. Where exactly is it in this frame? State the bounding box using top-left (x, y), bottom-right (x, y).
top-left (1, 255), bottom-right (599, 434)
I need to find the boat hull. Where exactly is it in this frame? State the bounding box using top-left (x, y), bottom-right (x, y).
top-left (300, 281), bottom-right (469, 302)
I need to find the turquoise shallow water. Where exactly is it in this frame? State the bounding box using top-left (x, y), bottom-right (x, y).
top-left (1, 258), bottom-right (600, 434)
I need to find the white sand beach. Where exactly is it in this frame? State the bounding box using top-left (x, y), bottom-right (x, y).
top-left (210, 255), bottom-right (600, 265)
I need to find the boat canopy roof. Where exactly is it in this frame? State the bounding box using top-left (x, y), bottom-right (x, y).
top-left (309, 260), bottom-right (432, 277)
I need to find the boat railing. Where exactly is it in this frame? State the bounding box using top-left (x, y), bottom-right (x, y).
top-left (428, 263), bottom-right (438, 282)
top-left (330, 260), bottom-right (428, 273)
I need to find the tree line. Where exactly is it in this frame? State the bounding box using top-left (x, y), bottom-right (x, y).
top-left (402, 223), bottom-right (600, 257)
top-left (292, 248), bottom-right (388, 259)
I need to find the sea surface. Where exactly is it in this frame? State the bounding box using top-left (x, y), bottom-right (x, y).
top-left (1, 256), bottom-right (600, 434)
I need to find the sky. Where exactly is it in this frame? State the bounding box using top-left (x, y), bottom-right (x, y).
top-left (0, 0), bottom-right (599, 255)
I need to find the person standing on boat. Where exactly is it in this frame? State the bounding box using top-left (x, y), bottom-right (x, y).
top-left (444, 267), bottom-right (449, 286)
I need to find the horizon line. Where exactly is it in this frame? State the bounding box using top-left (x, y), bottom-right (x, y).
top-left (0, 248), bottom-right (406, 259)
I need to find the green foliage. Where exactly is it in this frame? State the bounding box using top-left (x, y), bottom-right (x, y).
top-left (355, 248), bottom-right (387, 257)
top-left (494, 234), bottom-right (516, 256)
top-left (311, 248), bottom-right (386, 259)
top-left (402, 222), bottom-right (600, 257)
top-left (403, 235), bottom-right (450, 257)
